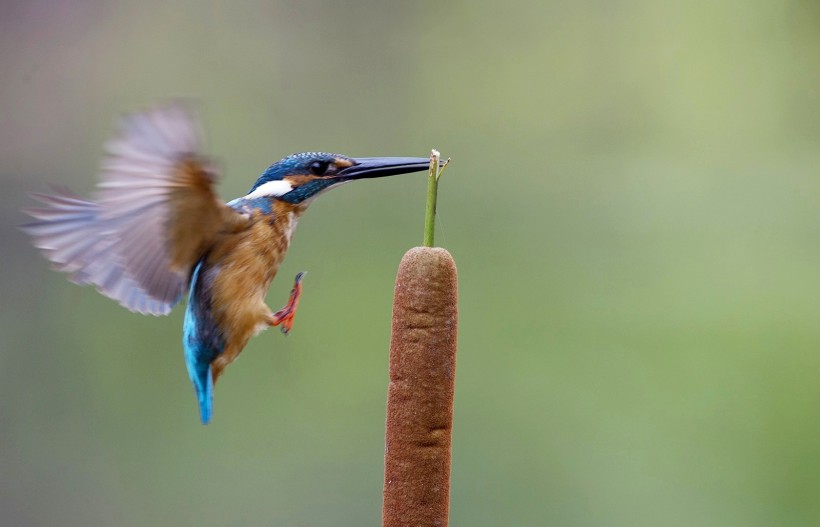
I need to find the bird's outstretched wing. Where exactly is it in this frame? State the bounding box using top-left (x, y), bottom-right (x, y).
top-left (24, 103), bottom-right (250, 315)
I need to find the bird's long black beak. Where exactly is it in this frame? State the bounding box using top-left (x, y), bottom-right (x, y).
top-left (338, 157), bottom-right (436, 180)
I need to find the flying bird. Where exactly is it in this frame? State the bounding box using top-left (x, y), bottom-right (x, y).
top-left (23, 103), bottom-right (432, 423)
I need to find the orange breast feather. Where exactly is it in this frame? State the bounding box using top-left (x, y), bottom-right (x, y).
top-left (206, 201), bottom-right (304, 379)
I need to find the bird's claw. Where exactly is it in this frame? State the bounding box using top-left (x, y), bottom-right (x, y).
top-left (270, 272), bottom-right (305, 335)
top-left (272, 308), bottom-right (296, 335)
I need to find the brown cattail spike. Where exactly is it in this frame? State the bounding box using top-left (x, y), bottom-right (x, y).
top-left (383, 247), bottom-right (459, 527)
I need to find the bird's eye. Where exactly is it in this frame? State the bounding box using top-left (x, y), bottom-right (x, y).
top-left (309, 161), bottom-right (330, 176)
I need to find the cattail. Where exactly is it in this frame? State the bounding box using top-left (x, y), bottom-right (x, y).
top-left (383, 151), bottom-right (457, 527)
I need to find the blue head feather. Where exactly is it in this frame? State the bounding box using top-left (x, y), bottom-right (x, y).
top-left (249, 152), bottom-right (350, 204)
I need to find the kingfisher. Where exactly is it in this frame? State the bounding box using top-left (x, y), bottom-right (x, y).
top-left (23, 103), bottom-right (432, 424)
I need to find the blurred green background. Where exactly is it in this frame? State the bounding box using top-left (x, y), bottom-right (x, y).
top-left (2, 1), bottom-right (820, 525)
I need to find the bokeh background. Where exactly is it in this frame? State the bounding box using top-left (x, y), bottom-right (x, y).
top-left (2, 1), bottom-right (820, 525)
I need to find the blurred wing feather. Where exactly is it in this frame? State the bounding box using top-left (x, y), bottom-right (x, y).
top-left (23, 103), bottom-right (250, 315)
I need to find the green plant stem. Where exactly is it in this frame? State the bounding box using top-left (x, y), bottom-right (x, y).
top-left (423, 150), bottom-right (449, 248)
top-left (423, 154), bottom-right (439, 247)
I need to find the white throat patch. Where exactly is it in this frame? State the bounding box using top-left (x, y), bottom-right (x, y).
top-left (244, 180), bottom-right (294, 199)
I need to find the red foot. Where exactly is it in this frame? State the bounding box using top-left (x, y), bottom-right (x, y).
top-left (270, 272), bottom-right (305, 335)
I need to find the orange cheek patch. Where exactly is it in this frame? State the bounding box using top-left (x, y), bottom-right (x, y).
top-left (283, 175), bottom-right (319, 186)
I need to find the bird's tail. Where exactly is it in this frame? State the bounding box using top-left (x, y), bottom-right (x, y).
top-left (183, 261), bottom-right (221, 424)
top-left (190, 362), bottom-right (214, 425)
